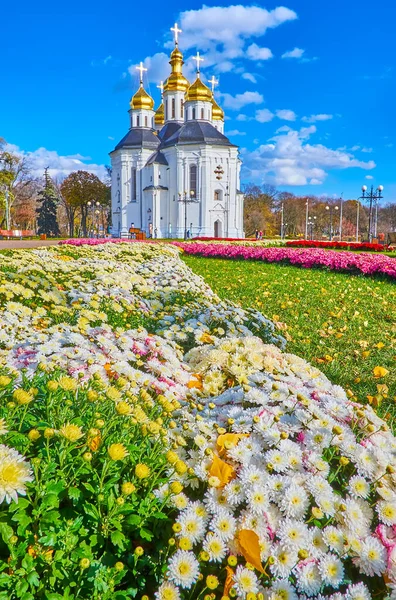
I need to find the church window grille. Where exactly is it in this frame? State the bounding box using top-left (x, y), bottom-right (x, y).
top-left (137, 115), bottom-right (140, 127)
top-left (131, 167), bottom-right (137, 201)
top-left (165, 99), bottom-right (168, 119)
top-left (144, 116), bottom-right (148, 127)
top-left (201, 108), bottom-right (204, 119)
top-left (190, 164), bottom-right (197, 197)
top-left (192, 108), bottom-right (196, 120)
top-left (181, 99), bottom-right (184, 118)
top-left (171, 98), bottom-right (175, 119)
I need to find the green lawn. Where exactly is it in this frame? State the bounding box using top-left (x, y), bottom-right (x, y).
top-left (183, 255), bottom-right (396, 426)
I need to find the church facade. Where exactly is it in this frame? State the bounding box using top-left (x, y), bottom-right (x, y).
top-left (110, 31), bottom-right (244, 239)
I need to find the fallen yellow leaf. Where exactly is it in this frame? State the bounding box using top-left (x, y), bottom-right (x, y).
top-left (238, 529), bottom-right (266, 574)
top-left (209, 454), bottom-right (235, 487)
top-left (373, 366), bottom-right (389, 378)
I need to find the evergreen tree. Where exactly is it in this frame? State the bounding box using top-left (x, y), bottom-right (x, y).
top-left (36, 168), bottom-right (60, 236)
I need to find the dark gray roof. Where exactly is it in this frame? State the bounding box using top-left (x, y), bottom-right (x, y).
top-left (158, 122), bottom-right (182, 142)
top-left (146, 151), bottom-right (169, 166)
top-left (113, 128), bottom-right (160, 151)
top-left (143, 185), bottom-right (169, 191)
top-left (161, 121), bottom-right (235, 148)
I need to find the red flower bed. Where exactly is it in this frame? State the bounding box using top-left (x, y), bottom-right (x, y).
top-left (286, 240), bottom-right (385, 252)
top-left (192, 236), bottom-right (255, 241)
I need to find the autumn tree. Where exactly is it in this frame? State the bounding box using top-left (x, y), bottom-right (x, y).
top-left (36, 169), bottom-right (60, 237)
top-left (60, 170), bottom-right (108, 237)
top-left (0, 138), bottom-right (31, 227)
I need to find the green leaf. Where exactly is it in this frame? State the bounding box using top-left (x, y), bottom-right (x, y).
top-left (41, 494), bottom-right (59, 509)
top-left (110, 530), bottom-right (126, 549)
top-left (27, 571), bottom-right (40, 587)
top-left (139, 528), bottom-right (154, 541)
top-left (68, 487), bottom-right (82, 501)
top-left (126, 514), bottom-right (141, 526)
top-left (0, 522), bottom-right (13, 544)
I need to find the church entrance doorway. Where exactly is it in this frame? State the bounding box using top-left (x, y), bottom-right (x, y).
top-left (214, 220), bottom-right (222, 238)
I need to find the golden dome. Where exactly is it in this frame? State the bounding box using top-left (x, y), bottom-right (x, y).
top-left (211, 95), bottom-right (224, 121)
top-left (185, 76), bottom-right (213, 103)
top-left (163, 46), bottom-right (190, 93)
top-left (154, 102), bottom-right (164, 125)
top-left (130, 85), bottom-right (154, 110)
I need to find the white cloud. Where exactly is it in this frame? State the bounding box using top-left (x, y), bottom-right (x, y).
top-left (255, 108), bottom-right (274, 123)
top-left (302, 113), bottom-right (333, 123)
top-left (226, 129), bottom-right (246, 136)
top-left (242, 72), bottom-right (257, 83)
top-left (134, 5), bottom-right (296, 85)
top-left (7, 143), bottom-right (107, 180)
top-left (361, 147), bottom-right (373, 153)
top-left (282, 47), bottom-right (305, 59)
top-left (221, 90), bottom-right (263, 110)
top-left (246, 44), bottom-right (273, 61)
top-left (276, 109), bottom-right (297, 121)
top-left (243, 127), bottom-right (376, 186)
top-left (350, 145), bottom-right (360, 151)
top-left (299, 125), bottom-right (317, 138)
top-left (236, 114), bottom-right (248, 121)
top-left (365, 175), bottom-right (374, 180)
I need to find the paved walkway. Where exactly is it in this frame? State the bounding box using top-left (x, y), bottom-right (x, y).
top-left (0, 240), bottom-right (61, 250)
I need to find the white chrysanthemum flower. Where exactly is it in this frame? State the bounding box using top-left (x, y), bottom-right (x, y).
top-left (354, 536), bottom-right (387, 577)
top-left (224, 480), bottom-right (245, 506)
top-left (278, 519), bottom-right (309, 550)
top-left (310, 527), bottom-right (328, 557)
top-left (232, 565), bottom-right (259, 596)
top-left (246, 484), bottom-right (270, 514)
top-left (344, 498), bottom-right (372, 536)
top-left (346, 582), bottom-right (372, 600)
top-left (318, 554), bottom-right (344, 588)
top-left (0, 444), bottom-right (33, 504)
top-left (270, 546), bottom-right (298, 578)
top-left (155, 581), bottom-right (181, 600)
top-left (211, 510), bottom-right (236, 541)
top-left (322, 526), bottom-right (345, 555)
top-left (202, 533), bottom-right (227, 562)
top-left (167, 550), bottom-right (200, 589)
top-left (267, 579), bottom-right (297, 600)
top-left (377, 500), bottom-right (396, 526)
top-left (296, 562), bottom-right (322, 597)
top-left (177, 510), bottom-right (206, 544)
top-left (348, 475), bottom-right (370, 499)
top-left (265, 448), bottom-right (288, 473)
top-left (280, 484), bottom-right (310, 519)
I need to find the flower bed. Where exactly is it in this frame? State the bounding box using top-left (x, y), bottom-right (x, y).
top-left (0, 242), bottom-right (396, 599)
top-left (286, 240), bottom-right (385, 252)
top-left (177, 242), bottom-right (396, 279)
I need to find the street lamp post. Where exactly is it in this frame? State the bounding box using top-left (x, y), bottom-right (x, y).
top-left (280, 202), bottom-right (284, 240)
top-left (307, 216), bottom-right (317, 240)
top-left (326, 205), bottom-right (339, 241)
top-left (356, 200), bottom-right (360, 243)
top-left (178, 191), bottom-right (197, 240)
top-left (305, 200), bottom-right (309, 240)
top-left (359, 185), bottom-right (384, 243)
top-left (339, 193), bottom-right (343, 241)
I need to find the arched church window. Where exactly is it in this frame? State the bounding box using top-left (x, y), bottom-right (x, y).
top-left (131, 167), bottom-right (137, 201)
top-left (144, 116), bottom-right (148, 127)
top-left (190, 165), bottom-right (197, 198)
top-left (201, 108), bottom-right (204, 120)
top-left (165, 99), bottom-right (168, 119)
top-left (137, 115), bottom-right (140, 127)
top-left (181, 99), bottom-right (184, 118)
top-left (192, 108), bottom-right (196, 120)
top-left (171, 98), bottom-right (175, 119)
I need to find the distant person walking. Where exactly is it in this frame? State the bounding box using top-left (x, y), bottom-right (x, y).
top-left (255, 229), bottom-right (259, 240)
top-left (259, 230), bottom-right (263, 240)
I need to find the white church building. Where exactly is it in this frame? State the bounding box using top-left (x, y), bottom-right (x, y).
top-left (110, 25), bottom-right (244, 239)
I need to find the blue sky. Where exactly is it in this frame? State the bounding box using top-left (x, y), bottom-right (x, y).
top-left (1, 0), bottom-right (395, 201)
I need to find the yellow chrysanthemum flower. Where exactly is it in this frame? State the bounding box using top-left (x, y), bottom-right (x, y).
top-left (108, 443), bottom-right (128, 461)
top-left (135, 463), bottom-right (150, 479)
top-left (59, 423), bottom-right (84, 443)
top-left (13, 389), bottom-right (33, 405)
top-left (58, 376), bottom-right (77, 391)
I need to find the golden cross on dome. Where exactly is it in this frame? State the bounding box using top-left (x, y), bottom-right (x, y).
top-left (157, 81), bottom-right (164, 96)
top-left (209, 76), bottom-right (218, 92)
top-left (171, 23), bottom-right (182, 45)
top-left (192, 51), bottom-right (204, 74)
top-left (136, 62), bottom-right (147, 84)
